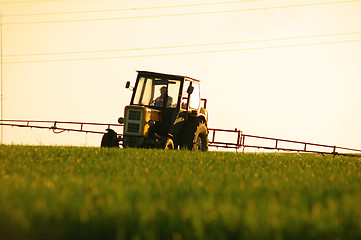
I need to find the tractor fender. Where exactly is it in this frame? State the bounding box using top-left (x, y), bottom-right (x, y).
top-left (198, 107), bottom-right (208, 124)
top-left (196, 115), bottom-right (207, 126)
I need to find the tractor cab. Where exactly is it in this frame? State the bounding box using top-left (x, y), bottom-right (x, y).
top-left (129, 71), bottom-right (202, 112)
top-left (117, 71), bottom-right (208, 150)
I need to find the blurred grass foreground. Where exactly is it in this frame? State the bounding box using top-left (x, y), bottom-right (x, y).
top-left (0, 145), bottom-right (361, 240)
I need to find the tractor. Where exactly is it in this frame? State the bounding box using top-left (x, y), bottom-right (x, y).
top-left (101, 71), bottom-right (209, 150)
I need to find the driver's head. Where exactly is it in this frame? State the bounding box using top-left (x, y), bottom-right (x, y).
top-left (160, 86), bottom-right (166, 95)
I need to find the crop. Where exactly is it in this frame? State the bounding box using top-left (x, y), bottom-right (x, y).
top-left (0, 145), bottom-right (361, 239)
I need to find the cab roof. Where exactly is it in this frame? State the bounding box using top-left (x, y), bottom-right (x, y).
top-left (137, 70), bottom-right (200, 82)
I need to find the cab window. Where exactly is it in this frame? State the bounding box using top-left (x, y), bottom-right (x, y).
top-left (181, 80), bottom-right (200, 110)
top-left (189, 82), bottom-right (200, 109)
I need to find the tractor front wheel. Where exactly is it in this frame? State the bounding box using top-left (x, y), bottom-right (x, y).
top-left (101, 129), bottom-right (119, 148)
top-left (163, 138), bottom-right (175, 150)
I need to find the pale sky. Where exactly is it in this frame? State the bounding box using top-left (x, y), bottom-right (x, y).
top-left (1, 0), bottom-right (361, 150)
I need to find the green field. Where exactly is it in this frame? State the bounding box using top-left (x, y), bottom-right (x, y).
top-left (1, 145), bottom-right (361, 240)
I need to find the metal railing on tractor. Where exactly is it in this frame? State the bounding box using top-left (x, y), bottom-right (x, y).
top-left (1, 120), bottom-right (361, 157)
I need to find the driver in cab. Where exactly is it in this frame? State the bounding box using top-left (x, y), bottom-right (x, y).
top-left (154, 86), bottom-right (173, 107)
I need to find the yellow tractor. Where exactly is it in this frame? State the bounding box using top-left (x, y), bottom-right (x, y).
top-left (101, 71), bottom-right (209, 150)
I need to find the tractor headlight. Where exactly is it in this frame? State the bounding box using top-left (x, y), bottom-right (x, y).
top-left (118, 117), bottom-right (124, 124)
top-left (148, 120), bottom-right (155, 127)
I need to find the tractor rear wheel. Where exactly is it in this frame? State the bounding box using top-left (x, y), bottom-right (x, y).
top-left (181, 120), bottom-right (208, 151)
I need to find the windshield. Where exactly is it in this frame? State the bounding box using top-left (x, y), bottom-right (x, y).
top-left (132, 77), bottom-right (181, 108)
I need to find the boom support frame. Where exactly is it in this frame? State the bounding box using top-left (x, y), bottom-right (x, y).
top-left (1, 119), bottom-right (360, 157)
